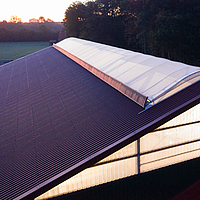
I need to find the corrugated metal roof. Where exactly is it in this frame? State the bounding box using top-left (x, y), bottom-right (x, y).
top-left (0, 46), bottom-right (200, 200)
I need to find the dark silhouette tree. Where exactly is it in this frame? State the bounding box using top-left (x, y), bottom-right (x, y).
top-left (9, 15), bottom-right (22, 23)
top-left (38, 16), bottom-right (46, 23)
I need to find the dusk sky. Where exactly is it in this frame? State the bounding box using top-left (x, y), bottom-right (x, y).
top-left (0, 0), bottom-right (75, 22)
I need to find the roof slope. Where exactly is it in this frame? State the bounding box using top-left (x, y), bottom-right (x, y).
top-left (0, 46), bottom-right (200, 200)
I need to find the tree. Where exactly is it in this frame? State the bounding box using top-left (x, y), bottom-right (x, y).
top-left (46, 18), bottom-right (54, 22)
top-left (9, 15), bottom-right (22, 23)
top-left (153, 9), bottom-right (200, 64)
top-left (38, 16), bottom-right (46, 23)
top-left (64, 2), bottom-right (86, 37)
top-left (63, 0), bottom-right (126, 47)
top-left (29, 18), bottom-right (39, 23)
top-left (63, 0), bottom-right (200, 66)
top-left (29, 17), bottom-right (54, 23)
top-left (121, 0), bottom-right (143, 50)
top-left (0, 28), bottom-right (10, 41)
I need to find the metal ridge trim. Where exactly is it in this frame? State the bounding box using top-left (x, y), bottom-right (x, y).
top-left (53, 44), bottom-right (147, 108)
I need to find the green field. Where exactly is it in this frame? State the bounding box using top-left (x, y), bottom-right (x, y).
top-left (0, 42), bottom-right (50, 60)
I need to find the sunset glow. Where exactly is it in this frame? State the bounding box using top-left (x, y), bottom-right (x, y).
top-left (0, 0), bottom-right (75, 22)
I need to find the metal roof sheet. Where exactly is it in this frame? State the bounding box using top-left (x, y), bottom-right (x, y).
top-left (0, 46), bottom-right (200, 200)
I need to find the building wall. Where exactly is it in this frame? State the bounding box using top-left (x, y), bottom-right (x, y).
top-left (140, 103), bottom-right (200, 172)
top-left (36, 103), bottom-right (200, 200)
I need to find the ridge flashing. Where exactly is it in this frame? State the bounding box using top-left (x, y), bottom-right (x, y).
top-left (53, 43), bottom-right (147, 107)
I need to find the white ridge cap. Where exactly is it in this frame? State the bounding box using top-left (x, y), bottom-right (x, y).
top-left (54, 37), bottom-right (200, 107)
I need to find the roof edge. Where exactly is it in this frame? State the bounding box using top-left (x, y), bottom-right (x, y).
top-left (53, 43), bottom-right (147, 108)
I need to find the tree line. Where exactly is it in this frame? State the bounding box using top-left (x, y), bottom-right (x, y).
top-left (0, 21), bottom-right (63, 42)
top-left (63, 0), bottom-right (200, 66)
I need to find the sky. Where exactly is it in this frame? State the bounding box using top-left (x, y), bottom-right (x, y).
top-left (0, 0), bottom-right (76, 22)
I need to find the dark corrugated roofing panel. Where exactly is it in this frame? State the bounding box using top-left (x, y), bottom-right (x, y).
top-left (0, 47), bottom-right (199, 200)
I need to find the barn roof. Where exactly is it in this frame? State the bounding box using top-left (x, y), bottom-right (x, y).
top-left (0, 41), bottom-right (200, 200)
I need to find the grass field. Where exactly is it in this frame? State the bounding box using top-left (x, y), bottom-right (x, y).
top-left (0, 42), bottom-right (50, 60)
